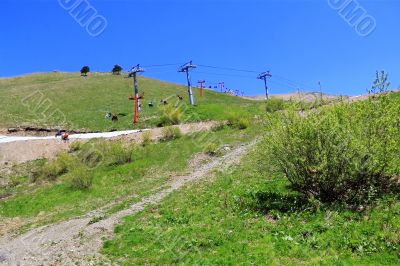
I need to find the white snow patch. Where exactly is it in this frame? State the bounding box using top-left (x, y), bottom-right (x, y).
top-left (0, 130), bottom-right (148, 144)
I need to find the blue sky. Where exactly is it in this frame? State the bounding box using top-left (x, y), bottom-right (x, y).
top-left (0, 0), bottom-right (399, 96)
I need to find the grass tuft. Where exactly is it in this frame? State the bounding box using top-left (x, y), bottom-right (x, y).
top-left (161, 126), bottom-right (182, 141)
top-left (69, 166), bottom-right (93, 190)
top-left (141, 131), bottom-right (152, 146)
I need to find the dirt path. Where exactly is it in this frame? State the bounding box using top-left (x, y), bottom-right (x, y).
top-left (0, 140), bottom-right (256, 266)
top-left (0, 122), bottom-right (216, 165)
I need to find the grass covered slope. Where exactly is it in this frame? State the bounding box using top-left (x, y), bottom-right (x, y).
top-left (102, 92), bottom-right (400, 265)
top-left (102, 146), bottom-right (399, 265)
top-left (0, 72), bottom-right (262, 131)
top-left (0, 122), bottom-right (261, 234)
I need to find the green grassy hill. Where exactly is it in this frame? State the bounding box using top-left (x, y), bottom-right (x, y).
top-left (0, 72), bottom-right (263, 131)
top-left (0, 73), bottom-right (398, 264)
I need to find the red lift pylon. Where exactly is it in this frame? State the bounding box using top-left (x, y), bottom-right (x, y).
top-left (127, 64), bottom-right (145, 124)
top-left (129, 93), bottom-right (144, 124)
top-left (198, 80), bottom-right (205, 97)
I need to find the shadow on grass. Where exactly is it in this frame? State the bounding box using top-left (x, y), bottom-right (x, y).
top-left (251, 191), bottom-right (308, 214)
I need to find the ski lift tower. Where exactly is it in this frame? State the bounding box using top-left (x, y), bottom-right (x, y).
top-left (257, 71), bottom-right (272, 100)
top-left (127, 64), bottom-right (145, 124)
top-left (198, 80), bottom-right (206, 97)
top-left (179, 61), bottom-right (196, 105)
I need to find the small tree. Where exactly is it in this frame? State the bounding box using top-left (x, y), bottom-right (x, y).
top-left (80, 66), bottom-right (90, 76)
top-left (112, 65), bottom-right (123, 75)
top-left (369, 70), bottom-right (390, 94)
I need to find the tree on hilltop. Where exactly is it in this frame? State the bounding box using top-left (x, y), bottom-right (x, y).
top-left (80, 66), bottom-right (90, 76)
top-left (112, 65), bottom-right (123, 75)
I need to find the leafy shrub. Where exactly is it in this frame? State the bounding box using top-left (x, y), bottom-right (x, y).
top-left (79, 145), bottom-right (104, 169)
top-left (69, 141), bottom-right (82, 152)
top-left (264, 93), bottom-right (400, 205)
top-left (237, 118), bottom-right (249, 129)
top-left (211, 122), bottom-right (226, 132)
top-left (39, 162), bottom-right (61, 181)
top-left (227, 113), bottom-right (249, 130)
top-left (141, 131), bottom-right (152, 146)
top-left (158, 104), bottom-right (182, 126)
top-left (76, 140), bottom-right (135, 168)
top-left (9, 176), bottom-right (26, 188)
top-left (107, 142), bottom-right (134, 166)
top-left (36, 153), bottom-right (74, 181)
top-left (205, 142), bottom-right (221, 156)
top-left (161, 126), bottom-right (182, 141)
top-left (69, 166), bottom-right (93, 190)
top-left (31, 159), bottom-right (47, 182)
top-left (265, 98), bottom-right (286, 113)
top-left (56, 152), bottom-right (76, 171)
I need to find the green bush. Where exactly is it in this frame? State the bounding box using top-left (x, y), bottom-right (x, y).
top-left (161, 126), bottom-right (182, 141)
top-left (205, 142), bottom-right (221, 156)
top-left (69, 166), bottom-right (93, 190)
top-left (78, 144), bottom-right (104, 168)
top-left (75, 140), bottom-right (135, 168)
top-left (36, 153), bottom-right (74, 181)
top-left (264, 94), bottom-right (400, 205)
top-left (237, 118), bottom-right (249, 129)
top-left (227, 113), bottom-right (249, 130)
top-left (77, 146), bottom-right (104, 168)
top-left (265, 98), bottom-right (286, 113)
top-left (107, 142), bottom-right (134, 166)
top-left (211, 122), bottom-right (226, 132)
top-left (69, 141), bottom-right (83, 152)
top-left (40, 162), bottom-right (62, 181)
top-left (141, 131), bottom-right (152, 146)
top-left (158, 104), bottom-right (182, 126)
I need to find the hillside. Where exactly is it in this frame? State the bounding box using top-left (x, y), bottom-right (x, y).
top-left (0, 72), bottom-right (399, 265)
top-left (247, 91), bottom-right (343, 102)
top-left (0, 72), bottom-right (263, 131)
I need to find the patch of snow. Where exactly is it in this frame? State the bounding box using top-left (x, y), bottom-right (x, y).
top-left (0, 130), bottom-right (149, 144)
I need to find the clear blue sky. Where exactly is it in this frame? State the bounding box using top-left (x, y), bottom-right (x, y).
top-left (1, 0), bottom-right (399, 96)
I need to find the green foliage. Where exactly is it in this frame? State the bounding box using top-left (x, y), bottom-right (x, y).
top-left (111, 65), bottom-right (123, 75)
top-left (107, 142), bottom-right (134, 166)
top-left (265, 98), bottom-right (286, 113)
top-left (237, 118), bottom-right (250, 129)
top-left (227, 113), bottom-right (249, 129)
top-left (78, 140), bottom-right (134, 167)
top-left (211, 121), bottom-right (226, 132)
top-left (39, 163), bottom-right (62, 181)
top-left (0, 72), bottom-right (263, 131)
top-left (0, 125), bottom-right (259, 232)
top-left (8, 176), bottom-right (26, 188)
top-left (161, 126), bottom-right (182, 141)
top-left (205, 142), bottom-right (220, 156)
top-left (158, 104), bottom-right (182, 126)
top-left (141, 131), bottom-right (152, 146)
top-left (78, 143), bottom-right (105, 168)
top-left (103, 146), bottom-right (400, 265)
top-left (264, 93), bottom-right (400, 205)
top-left (35, 152), bottom-right (75, 182)
top-left (69, 141), bottom-right (82, 152)
top-left (80, 66), bottom-right (90, 76)
top-left (370, 70), bottom-right (390, 94)
top-left (88, 215), bottom-right (105, 224)
top-left (68, 166), bottom-right (93, 190)
top-left (31, 140), bottom-right (134, 185)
